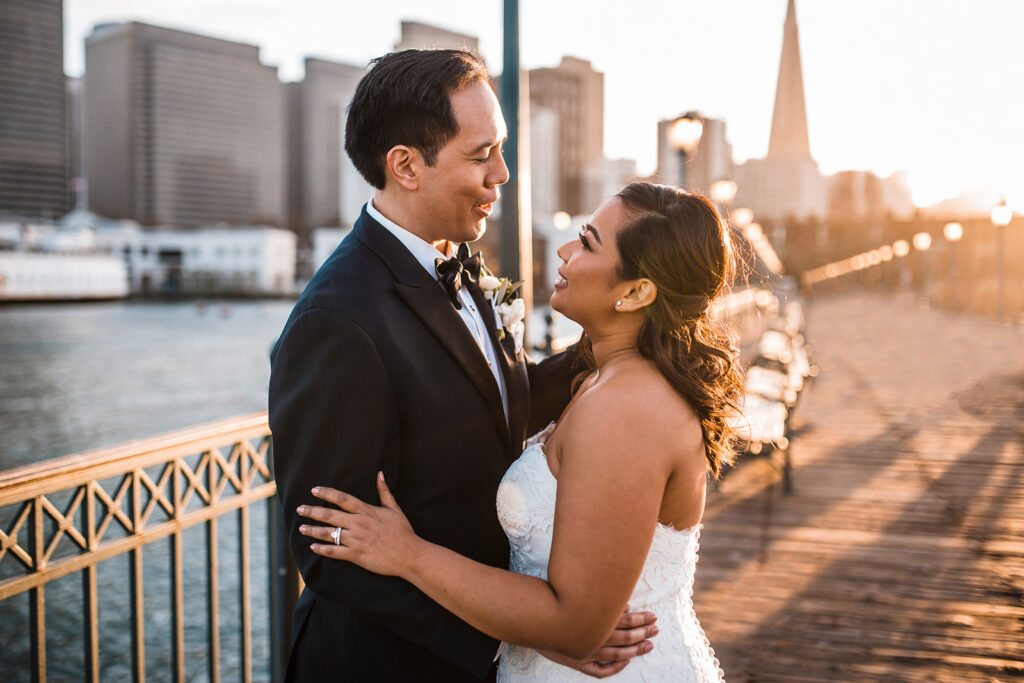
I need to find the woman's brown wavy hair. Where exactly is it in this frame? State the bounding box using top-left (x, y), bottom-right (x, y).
top-left (574, 182), bottom-right (743, 477)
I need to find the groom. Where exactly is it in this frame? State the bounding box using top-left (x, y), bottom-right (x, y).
top-left (269, 49), bottom-right (654, 681)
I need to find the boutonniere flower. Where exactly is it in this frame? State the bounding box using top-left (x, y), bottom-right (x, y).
top-left (479, 271), bottom-right (525, 353)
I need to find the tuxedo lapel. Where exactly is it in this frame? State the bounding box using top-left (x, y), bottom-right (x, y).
top-left (354, 210), bottom-right (511, 449)
top-left (469, 284), bottom-right (530, 456)
top-left (396, 281), bottom-right (509, 446)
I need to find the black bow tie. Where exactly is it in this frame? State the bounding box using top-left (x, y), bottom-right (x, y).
top-left (435, 243), bottom-right (483, 309)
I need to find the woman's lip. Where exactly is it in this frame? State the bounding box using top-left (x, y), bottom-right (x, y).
top-left (553, 276), bottom-right (568, 290)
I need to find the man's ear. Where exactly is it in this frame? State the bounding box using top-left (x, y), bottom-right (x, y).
top-left (385, 145), bottom-right (418, 191)
top-left (616, 278), bottom-right (657, 312)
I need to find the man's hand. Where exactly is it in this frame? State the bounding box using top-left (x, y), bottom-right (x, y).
top-left (537, 607), bottom-right (657, 678)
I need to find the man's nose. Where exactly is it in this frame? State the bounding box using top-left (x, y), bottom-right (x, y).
top-left (490, 149), bottom-right (510, 186)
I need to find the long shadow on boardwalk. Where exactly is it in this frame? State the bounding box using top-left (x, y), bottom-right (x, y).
top-left (698, 369), bottom-right (1024, 682)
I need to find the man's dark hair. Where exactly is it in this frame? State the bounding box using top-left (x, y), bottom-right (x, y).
top-left (344, 49), bottom-right (492, 189)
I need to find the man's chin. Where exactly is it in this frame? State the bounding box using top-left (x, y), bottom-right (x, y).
top-left (459, 220), bottom-right (488, 244)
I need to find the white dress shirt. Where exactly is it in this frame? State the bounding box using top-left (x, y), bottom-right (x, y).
top-left (367, 201), bottom-right (509, 423)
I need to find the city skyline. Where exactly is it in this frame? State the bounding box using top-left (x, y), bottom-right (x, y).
top-left (63, 0), bottom-right (1024, 212)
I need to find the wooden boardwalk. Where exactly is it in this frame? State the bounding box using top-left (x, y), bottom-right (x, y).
top-left (694, 293), bottom-right (1024, 682)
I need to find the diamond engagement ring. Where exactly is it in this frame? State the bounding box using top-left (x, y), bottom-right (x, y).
top-left (330, 527), bottom-right (342, 545)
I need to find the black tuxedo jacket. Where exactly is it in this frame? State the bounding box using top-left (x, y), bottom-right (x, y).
top-left (269, 208), bottom-right (577, 681)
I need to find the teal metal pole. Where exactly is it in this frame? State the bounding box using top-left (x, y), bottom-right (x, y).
top-left (500, 0), bottom-right (521, 282)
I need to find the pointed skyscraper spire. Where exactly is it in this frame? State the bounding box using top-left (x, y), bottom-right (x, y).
top-left (767, 0), bottom-right (811, 159)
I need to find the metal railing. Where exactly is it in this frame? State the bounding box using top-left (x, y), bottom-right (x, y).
top-left (0, 412), bottom-right (299, 683)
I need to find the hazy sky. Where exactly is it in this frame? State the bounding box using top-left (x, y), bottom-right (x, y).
top-left (65, 0), bottom-right (1024, 208)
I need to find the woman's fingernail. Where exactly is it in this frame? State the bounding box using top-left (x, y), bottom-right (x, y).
top-left (642, 641), bottom-right (653, 653)
top-left (296, 505), bottom-right (306, 514)
top-left (650, 625), bottom-right (659, 636)
top-left (310, 543), bottom-right (317, 551)
top-left (299, 525), bottom-right (307, 533)
top-left (311, 487), bottom-right (320, 494)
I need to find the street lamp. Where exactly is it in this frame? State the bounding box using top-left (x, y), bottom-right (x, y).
top-left (943, 222), bottom-right (963, 310)
top-left (553, 211), bottom-right (572, 231)
top-left (990, 198), bottom-right (1012, 320)
top-left (710, 179), bottom-right (738, 207)
top-left (667, 112), bottom-right (703, 189)
top-left (913, 232), bottom-right (933, 299)
top-left (893, 239), bottom-right (911, 291)
top-left (731, 207), bottom-right (753, 229)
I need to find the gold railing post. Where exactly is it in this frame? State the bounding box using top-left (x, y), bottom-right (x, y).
top-left (171, 455), bottom-right (185, 683)
top-left (30, 496), bottom-right (46, 683)
top-left (239, 444), bottom-right (253, 683)
top-left (207, 450), bottom-right (221, 683)
top-left (84, 482), bottom-right (100, 682)
top-left (130, 469), bottom-right (146, 683)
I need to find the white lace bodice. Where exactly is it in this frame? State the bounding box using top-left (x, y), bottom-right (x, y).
top-left (495, 423), bottom-right (726, 682)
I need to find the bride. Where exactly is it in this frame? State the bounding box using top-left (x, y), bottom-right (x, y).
top-left (298, 182), bottom-right (742, 681)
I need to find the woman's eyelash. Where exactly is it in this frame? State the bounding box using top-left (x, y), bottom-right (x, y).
top-left (579, 230), bottom-right (591, 250)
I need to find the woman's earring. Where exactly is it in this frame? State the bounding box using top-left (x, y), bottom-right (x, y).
top-left (616, 300), bottom-right (622, 307)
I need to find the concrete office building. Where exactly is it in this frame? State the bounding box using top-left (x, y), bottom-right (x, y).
top-left (529, 106), bottom-right (560, 221)
top-left (84, 22), bottom-right (286, 228)
top-left (0, 0), bottom-right (69, 219)
top-left (66, 76), bottom-right (85, 209)
top-left (394, 21), bottom-right (480, 54)
top-left (655, 115), bottom-right (734, 196)
top-left (584, 158), bottom-right (640, 215)
top-left (528, 57), bottom-right (604, 216)
top-left (688, 117), bottom-right (734, 195)
top-left (287, 57), bottom-right (368, 235)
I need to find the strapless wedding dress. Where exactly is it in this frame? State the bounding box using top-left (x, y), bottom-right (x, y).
top-left (495, 423), bottom-right (726, 682)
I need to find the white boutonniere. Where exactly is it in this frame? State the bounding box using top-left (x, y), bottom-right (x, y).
top-left (479, 272), bottom-right (525, 353)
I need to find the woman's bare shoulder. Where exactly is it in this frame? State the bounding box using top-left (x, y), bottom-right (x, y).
top-left (560, 362), bottom-right (701, 466)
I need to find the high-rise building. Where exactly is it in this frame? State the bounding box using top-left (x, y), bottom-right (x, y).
top-left (394, 21), bottom-right (479, 54)
top-left (655, 114), bottom-right (733, 195)
top-left (67, 75), bottom-right (84, 210)
top-left (84, 22), bottom-right (286, 227)
top-left (287, 57), bottom-right (367, 235)
top-left (529, 105), bottom-right (560, 221)
top-left (826, 169), bottom-right (914, 223)
top-left (584, 158), bottom-right (640, 213)
top-left (528, 57), bottom-right (604, 216)
top-left (734, 0), bottom-right (825, 220)
top-left (0, 0), bottom-right (69, 219)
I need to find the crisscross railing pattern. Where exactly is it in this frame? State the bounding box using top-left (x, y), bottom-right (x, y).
top-left (0, 412), bottom-right (296, 683)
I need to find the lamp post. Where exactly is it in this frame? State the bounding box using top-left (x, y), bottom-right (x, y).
top-left (990, 198), bottom-right (1012, 320)
top-left (710, 179), bottom-right (738, 209)
top-left (667, 112), bottom-right (703, 189)
top-left (912, 232), bottom-right (932, 299)
top-left (943, 222), bottom-right (963, 310)
top-left (893, 239), bottom-right (911, 292)
top-left (731, 207), bottom-right (753, 229)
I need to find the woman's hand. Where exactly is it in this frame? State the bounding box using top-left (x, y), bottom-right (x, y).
top-left (297, 472), bottom-right (418, 577)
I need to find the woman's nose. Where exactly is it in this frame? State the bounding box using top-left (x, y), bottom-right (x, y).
top-left (556, 240), bottom-right (573, 261)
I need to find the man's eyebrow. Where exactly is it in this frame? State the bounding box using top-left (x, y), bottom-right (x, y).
top-left (583, 223), bottom-right (603, 244)
top-left (469, 136), bottom-right (508, 155)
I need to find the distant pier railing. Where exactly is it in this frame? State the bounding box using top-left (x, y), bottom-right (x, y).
top-left (0, 412), bottom-right (299, 683)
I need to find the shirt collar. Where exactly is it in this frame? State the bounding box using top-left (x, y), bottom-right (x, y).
top-left (366, 200), bottom-right (452, 281)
